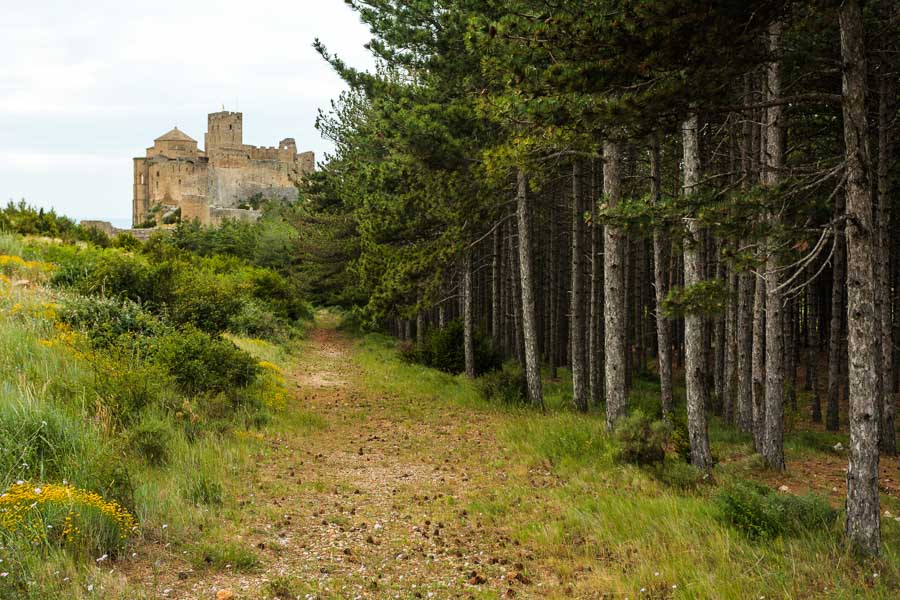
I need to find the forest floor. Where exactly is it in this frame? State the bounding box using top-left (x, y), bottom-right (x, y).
top-left (121, 313), bottom-right (900, 599)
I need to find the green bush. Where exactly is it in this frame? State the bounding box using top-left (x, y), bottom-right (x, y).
top-left (155, 328), bottom-right (260, 397)
top-left (58, 294), bottom-right (167, 347)
top-left (170, 270), bottom-right (242, 334)
top-left (403, 320), bottom-right (501, 375)
top-left (714, 481), bottom-right (838, 539)
top-left (476, 364), bottom-right (527, 404)
top-left (228, 298), bottom-right (282, 339)
top-left (652, 460), bottom-right (706, 491)
top-left (613, 410), bottom-right (670, 466)
top-left (129, 413), bottom-right (176, 466)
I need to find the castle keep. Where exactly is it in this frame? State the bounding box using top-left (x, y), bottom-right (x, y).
top-left (132, 111), bottom-right (314, 227)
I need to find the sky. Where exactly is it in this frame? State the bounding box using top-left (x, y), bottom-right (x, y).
top-left (0, 0), bottom-right (373, 227)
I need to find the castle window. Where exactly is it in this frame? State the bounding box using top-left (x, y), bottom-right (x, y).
top-left (229, 125), bottom-right (232, 130)
top-left (140, 174), bottom-right (144, 184)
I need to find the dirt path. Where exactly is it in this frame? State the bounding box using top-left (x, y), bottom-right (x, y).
top-left (133, 324), bottom-right (536, 599)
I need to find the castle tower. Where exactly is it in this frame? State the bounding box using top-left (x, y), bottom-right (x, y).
top-left (205, 111), bottom-right (243, 151)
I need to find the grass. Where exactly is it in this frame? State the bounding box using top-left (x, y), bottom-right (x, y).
top-left (350, 328), bottom-right (900, 598)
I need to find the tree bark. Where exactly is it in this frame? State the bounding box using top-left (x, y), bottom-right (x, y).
top-left (827, 195), bottom-right (847, 432)
top-left (752, 272), bottom-right (766, 452)
top-left (516, 168), bottom-right (544, 409)
top-left (589, 158), bottom-right (604, 409)
top-left (491, 225), bottom-right (501, 344)
top-left (603, 140), bottom-right (628, 428)
top-left (839, 0), bottom-right (881, 555)
top-left (877, 73), bottom-right (896, 455)
top-left (762, 20), bottom-right (785, 471)
top-left (650, 137), bottom-right (673, 420)
top-left (724, 268), bottom-right (738, 424)
top-left (737, 271), bottom-right (755, 432)
top-left (682, 114), bottom-right (714, 472)
top-left (462, 252), bottom-right (475, 379)
top-left (571, 161), bottom-right (588, 412)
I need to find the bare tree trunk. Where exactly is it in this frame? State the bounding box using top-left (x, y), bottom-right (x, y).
top-left (462, 252), bottom-right (475, 379)
top-left (840, 0), bottom-right (881, 555)
top-left (752, 274), bottom-right (766, 452)
top-left (549, 211), bottom-right (559, 379)
top-left (810, 278), bottom-right (822, 422)
top-left (491, 225), bottom-right (501, 344)
top-left (714, 252), bottom-right (727, 412)
top-left (516, 168), bottom-right (544, 409)
top-left (589, 158), bottom-right (604, 408)
top-left (762, 20), bottom-right (785, 471)
top-left (571, 161), bottom-right (588, 412)
top-left (650, 137), bottom-right (673, 420)
top-left (682, 114), bottom-right (714, 472)
top-left (724, 268), bottom-right (738, 424)
top-left (737, 271), bottom-right (755, 432)
top-left (604, 140), bottom-right (628, 428)
top-left (877, 73), bottom-right (896, 455)
top-left (827, 195), bottom-right (847, 432)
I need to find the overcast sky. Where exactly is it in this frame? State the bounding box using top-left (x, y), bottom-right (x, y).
top-left (0, 0), bottom-right (373, 227)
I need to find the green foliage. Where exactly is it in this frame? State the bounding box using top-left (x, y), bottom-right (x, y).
top-left (169, 269), bottom-right (241, 334)
top-left (476, 364), bottom-right (527, 404)
top-left (129, 412), bottom-right (176, 466)
top-left (714, 481), bottom-right (838, 540)
top-left (612, 410), bottom-right (670, 466)
top-left (58, 294), bottom-right (167, 347)
top-left (402, 320), bottom-right (501, 375)
top-left (662, 280), bottom-right (731, 318)
top-left (155, 328), bottom-right (260, 397)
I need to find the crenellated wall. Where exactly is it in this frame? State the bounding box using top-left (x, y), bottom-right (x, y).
top-left (132, 110), bottom-right (314, 227)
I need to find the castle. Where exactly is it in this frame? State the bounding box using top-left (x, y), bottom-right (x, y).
top-left (132, 111), bottom-right (314, 227)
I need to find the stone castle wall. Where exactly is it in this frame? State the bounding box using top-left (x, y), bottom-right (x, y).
top-left (132, 111), bottom-right (313, 227)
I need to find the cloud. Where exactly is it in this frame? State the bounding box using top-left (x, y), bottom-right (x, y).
top-left (0, 0), bottom-right (373, 221)
top-left (0, 151), bottom-right (122, 173)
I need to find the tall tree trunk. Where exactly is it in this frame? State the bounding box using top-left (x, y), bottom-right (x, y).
top-left (571, 161), bottom-right (588, 412)
top-left (603, 140), bottom-right (628, 428)
top-left (762, 20), bottom-right (785, 471)
top-left (516, 168), bottom-right (544, 409)
top-left (462, 252), bottom-right (475, 379)
top-left (491, 225), bottom-right (501, 344)
top-left (827, 195), bottom-right (847, 432)
top-left (650, 137), bottom-right (673, 420)
top-left (724, 268), bottom-right (738, 424)
top-left (810, 278), bottom-right (823, 422)
top-left (877, 73), bottom-right (896, 455)
top-left (682, 114), bottom-right (714, 472)
top-left (840, 0), bottom-right (881, 555)
top-left (589, 158), bottom-right (604, 408)
top-left (737, 271), bottom-right (755, 432)
top-left (752, 273), bottom-right (766, 452)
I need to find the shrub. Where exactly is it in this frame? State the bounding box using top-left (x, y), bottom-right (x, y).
top-left (652, 460), bottom-right (706, 491)
top-left (58, 294), bottom-right (166, 347)
top-left (714, 481), bottom-right (838, 539)
top-left (613, 410), bottom-right (670, 466)
top-left (170, 270), bottom-right (242, 334)
top-left (228, 298), bottom-right (282, 339)
top-left (406, 320), bottom-right (501, 375)
top-left (155, 328), bottom-right (260, 397)
top-left (129, 413), bottom-right (176, 466)
top-left (476, 365), bottom-right (527, 404)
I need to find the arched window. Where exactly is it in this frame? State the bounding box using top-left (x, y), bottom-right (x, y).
top-left (140, 174), bottom-right (145, 184)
